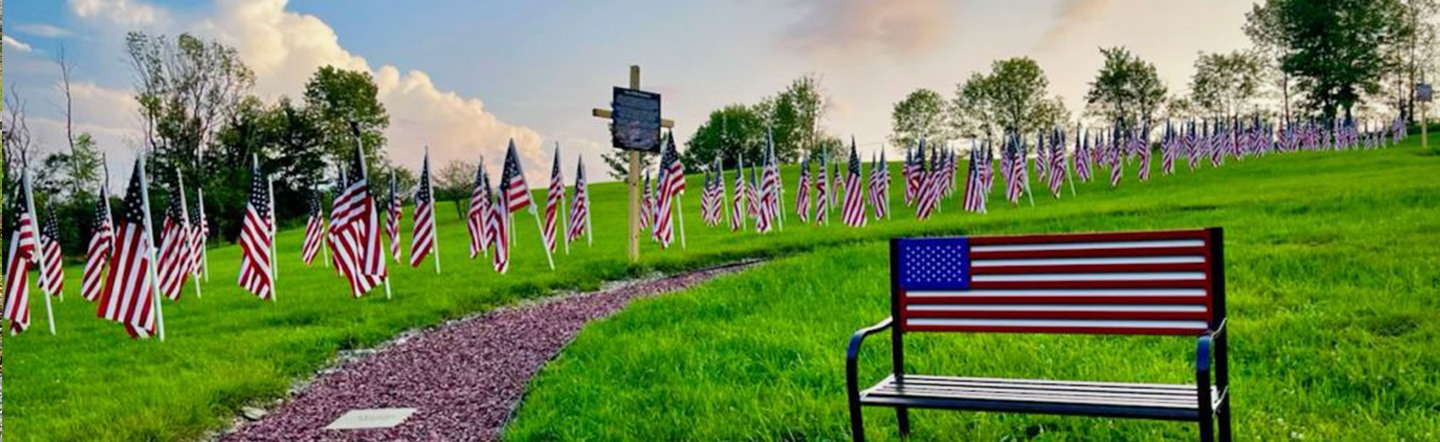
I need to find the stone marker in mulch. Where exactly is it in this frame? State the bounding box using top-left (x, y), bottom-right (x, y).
top-left (221, 261), bottom-right (756, 442)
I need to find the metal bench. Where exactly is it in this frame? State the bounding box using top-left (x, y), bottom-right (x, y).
top-left (846, 228), bottom-right (1231, 441)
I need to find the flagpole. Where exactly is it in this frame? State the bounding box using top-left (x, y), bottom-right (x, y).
top-left (267, 175), bottom-right (278, 281)
top-left (197, 187), bottom-right (210, 281)
top-left (23, 173), bottom-right (56, 335)
top-left (136, 157), bottom-right (166, 341)
top-left (177, 173), bottom-right (200, 299)
top-left (675, 193), bottom-right (687, 249)
top-left (427, 150), bottom-right (441, 275)
top-left (531, 207), bottom-right (555, 270)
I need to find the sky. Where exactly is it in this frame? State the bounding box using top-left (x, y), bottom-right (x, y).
top-left (3, 0), bottom-right (1256, 186)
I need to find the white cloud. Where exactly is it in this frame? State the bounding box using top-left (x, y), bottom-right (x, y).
top-left (69, 0), bottom-right (168, 27)
top-left (15, 23), bottom-right (75, 38)
top-left (4, 35), bottom-right (35, 53)
top-left (780, 0), bottom-right (956, 61)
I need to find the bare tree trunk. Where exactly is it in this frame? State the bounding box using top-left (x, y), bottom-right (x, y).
top-left (55, 45), bottom-right (84, 197)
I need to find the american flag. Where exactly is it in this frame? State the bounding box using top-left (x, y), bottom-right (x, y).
top-left (700, 169), bottom-right (715, 226)
top-left (189, 189), bottom-right (208, 278)
top-left (1075, 129), bottom-right (1092, 182)
top-left (567, 156), bottom-right (590, 244)
top-left (730, 155), bottom-right (747, 231)
top-left (757, 141), bottom-right (778, 233)
top-left (238, 160), bottom-right (275, 300)
top-left (906, 142), bottom-right (925, 206)
top-left (96, 161), bottom-right (158, 338)
top-left (3, 179), bottom-right (38, 333)
top-left (410, 152), bottom-right (436, 267)
top-left (1137, 130), bottom-right (1153, 182)
top-left (328, 127), bottom-right (386, 297)
top-left (795, 157), bottom-right (811, 224)
top-left (302, 192), bottom-right (324, 266)
top-left (749, 166), bottom-right (768, 232)
top-left (656, 135), bottom-right (684, 247)
top-left (703, 161), bottom-right (724, 227)
top-left (963, 144), bottom-right (987, 213)
top-left (387, 174), bottom-right (403, 262)
top-left (1110, 128), bottom-right (1124, 188)
top-left (1036, 132), bottom-right (1051, 183)
top-left (868, 152), bottom-right (888, 220)
top-left (156, 178), bottom-right (192, 301)
top-left (1161, 123), bottom-right (1177, 175)
top-left (81, 188), bottom-right (114, 301)
top-left (543, 145), bottom-right (566, 252)
top-left (38, 206), bottom-right (65, 299)
top-left (501, 139), bottom-right (533, 214)
top-left (639, 171), bottom-right (653, 231)
top-left (485, 168), bottom-right (511, 273)
top-left (1048, 131), bottom-right (1066, 198)
top-left (814, 155), bottom-right (829, 225)
top-left (915, 148), bottom-right (942, 220)
top-left (467, 158), bottom-right (491, 259)
top-left (1006, 136), bottom-right (1026, 205)
top-left (842, 139), bottom-right (867, 227)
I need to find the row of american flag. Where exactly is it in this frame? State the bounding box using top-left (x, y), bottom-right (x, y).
top-left (2, 116), bottom-right (1408, 338)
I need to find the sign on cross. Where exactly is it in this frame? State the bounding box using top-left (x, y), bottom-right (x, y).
top-left (592, 66), bottom-right (674, 262)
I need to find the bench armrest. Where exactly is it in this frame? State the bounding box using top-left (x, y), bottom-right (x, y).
top-left (846, 317), bottom-right (894, 400)
top-left (1195, 319), bottom-right (1227, 372)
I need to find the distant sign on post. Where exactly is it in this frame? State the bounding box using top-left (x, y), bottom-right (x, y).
top-left (610, 87), bottom-right (663, 152)
top-left (1418, 83), bottom-right (1433, 102)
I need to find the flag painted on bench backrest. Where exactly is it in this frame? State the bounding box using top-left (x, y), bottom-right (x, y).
top-left (894, 228), bottom-right (1218, 335)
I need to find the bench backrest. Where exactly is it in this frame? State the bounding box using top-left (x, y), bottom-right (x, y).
top-left (891, 228), bottom-right (1224, 336)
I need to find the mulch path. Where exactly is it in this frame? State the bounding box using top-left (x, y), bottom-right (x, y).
top-left (221, 261), bottom-right (756, 442)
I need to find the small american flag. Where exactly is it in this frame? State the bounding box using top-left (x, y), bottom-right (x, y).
top-left (501, 139), bottom-right (533, 214)
top-left (96, 161), bottom-right (158, 338)
top-left (467, 157), bottom-right (491, 259)
top-left (39, 206), bottom-right (65, 299)
top-left (328, 127), bottom-right (386, 297)
top-left (795, 157), bottom-right (811, 224)
top-left (656, 135), bottom-right (684, 247)
top-left (543, 145), bottom-right (566, 252)
top-left (302, 192), bottom-right (324, 266)
top-left (189, 189), bottom-right (208, 277)
top-left (639, 171), bottom-right (653, 231)
top-left (841, 139), bottom-right (867, 227)
top-left (759, 136), bottom-right (779, 232)
top-left (730, 155), bottom-right (747, 231)
top-left (749, 166), bottom-right (767, 232)
top-left (238, 160), bottom-right (275, 300)
top-left (1047, 130), bottom-right (1066, 198)
top-left (3, 178), bottom-right (38, 333)
top-left (81, 188), bottom-right (115, 301)
top-left (868, 152), bottom-right (888, 220)
top-left (567, 156), bottom-right (590, 244)
top-left (1137, 129), bottom-right (1152, 182)
top-left (1006, 136), bottom-right (1026, 205)
top-left (963, 145), bottom-right (986, 214)
top-left (387, 173), bottom-right (403, 262)
top-left (485, 169), bottom-right (511, 274)
top-left (409, 151), bottom-right (436, 267)
top-left (156, 177), bottom-right (192, 301)
top-left (814, 155), bottom-right (829, 225)
top-left (915, 148), bottom-right (942, 220)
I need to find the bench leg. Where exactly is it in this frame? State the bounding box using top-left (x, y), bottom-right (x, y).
top-left (896, 407), bottom-right (910, 438)
top-left (848, 401), bottom-right (866, 442)
top-left (1198, 415), bottom-right (1215, 442)
top-left (1217, 400), bottom-right (1233, 442)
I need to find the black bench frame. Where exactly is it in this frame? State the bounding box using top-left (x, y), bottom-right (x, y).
top-left (845, 229), bottom-right (1231, 441)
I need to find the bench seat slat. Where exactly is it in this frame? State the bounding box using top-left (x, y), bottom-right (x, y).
top-left (859, 375), bottom-right (1211, 420)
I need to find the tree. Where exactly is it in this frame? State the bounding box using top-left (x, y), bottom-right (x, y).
top-left (682, 104), bottom-right (768, 170)
top-left (303, 66), bottom-right (389, 171)
top-left (434, 158), bottom-right (476, 219)
top-left (1253, 0), bottom-right (1409, 120)
top-left (1190, 51), bottom-right (1268, 119)
top-left (890, 89), bottom-right (949, 149)
top-left (950, 58), bottom-right (1068, 142)
top-left (124, 32), bottom-right (255, 187)
top-left (600, 151), bottom-right (656, 181)
top-left (1086, 47), bottom-right (1168, 131)
top-left (3, 84), bottom-right (37, 197)
top-left (1245, 2), bottom-right (1299, 122)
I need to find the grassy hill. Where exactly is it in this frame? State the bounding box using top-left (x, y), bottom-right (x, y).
top-left (6, 141), bottom-right (1440, 441)
top-left (504, 143), bottom-right (1440, 440)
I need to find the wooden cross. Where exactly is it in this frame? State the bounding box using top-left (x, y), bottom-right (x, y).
top-left (592, 65), bottom-right (674, 262)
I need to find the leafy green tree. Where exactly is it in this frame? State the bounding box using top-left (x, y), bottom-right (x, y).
top-left (599, 151), bottom-right (655, 181)
top-left (1190, 51), bottom-right (1268, 119)
top-left (303, 66), bottom-right (390, 170)
top-left (683, 104), bottom-right (768, 170)
top-left (435, 158), bottom-right (475, 219)
top-left (1252, 0), bottom-right (1409, 120)
top-left (1086, 47), bottom-right (1168, 130)
top-left (950, 58), bottom-right (1068, 142)
top-left (1245, 2), bottom-right (1299, 122)
top-left (890, 89), bottom-right (949, 149)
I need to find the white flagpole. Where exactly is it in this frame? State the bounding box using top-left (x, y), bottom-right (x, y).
top-left (135, 158), bottom-right (166, 341)
top-left (176, 173), bottom-right (200, 299)
top-left (531, 207), bottom-right (555, 270)
top-left (427, 150), bottom-right (441, 274)
top-left (23, 173), bottom-right (56, 335)
top-left (267, 175), bottom-right (278, 281)
top-left (559, 145), bottom-right (570, 255)
top-left (675, 193), bottom-right (687, 249)
top-left (197, 187), bottom-right (210, 281)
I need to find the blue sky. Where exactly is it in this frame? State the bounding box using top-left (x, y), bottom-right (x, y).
top-left (4, 0), bottom-right (1254, 184)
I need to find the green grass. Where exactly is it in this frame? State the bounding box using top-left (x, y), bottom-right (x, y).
top-left (504, 143), bottom-right (1440, 441)
top-left (7, 141), bottom-right (1440, 441)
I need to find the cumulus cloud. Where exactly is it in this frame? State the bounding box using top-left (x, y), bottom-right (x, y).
top-left (779, 0), bottom-right (955, 60)
top-left (69, 0), bottom-right (169, 27)
top-left (68, 0), bottom-right (548, 181)
top-left (3, 35), bottom-right (34, 53)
